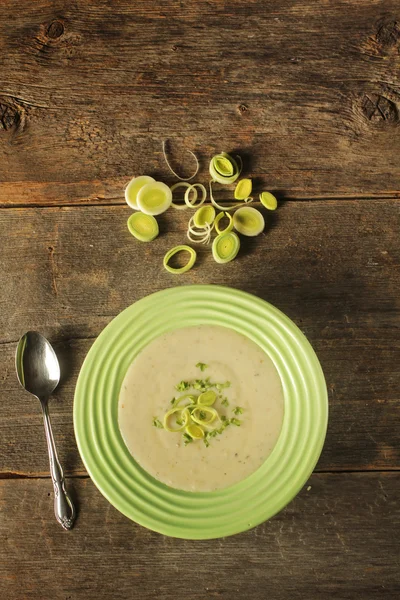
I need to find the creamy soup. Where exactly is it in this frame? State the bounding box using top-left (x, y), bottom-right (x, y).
top-left (118, 325), bottom-right (284, 492)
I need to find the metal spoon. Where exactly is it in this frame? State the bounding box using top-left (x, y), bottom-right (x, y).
top-left (15, 331), bottom-right (75, 530)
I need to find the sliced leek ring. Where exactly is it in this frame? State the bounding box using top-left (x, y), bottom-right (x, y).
top-left (127, 212), bottom-right (159, 242)
top-left (185, 423), bottom-right (205, 439)
top-left (212, 231), bottom-right (240, 264)
top-left (233, 206), bottom-right (265, 237)
top-left (163, 245), bottom-right (197, 274)
top-left (234, 178), bottom-right (252, 201)
top-left (193, 205), bottom-right (215, 228)
top-left (125, 175), bottom-right (155, 210)
top-left (259, 191), bottom-right (278, 210)
top-left (137, 181), bottom-right (172, 215)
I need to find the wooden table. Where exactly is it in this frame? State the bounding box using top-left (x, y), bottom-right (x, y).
top-left (1, 2), bottom-right (399, 598)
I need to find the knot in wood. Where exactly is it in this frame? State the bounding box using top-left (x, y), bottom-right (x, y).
top-left (376, 19), bottom-right (400, 49)
top-left (361, 94), bottom-right (399, 125)
top-left (0, 99), bottom-right (22, 132)
top-left (47, 20), bottom-right (65, 39)
top-left (237, 104), bottom-right (249, 115)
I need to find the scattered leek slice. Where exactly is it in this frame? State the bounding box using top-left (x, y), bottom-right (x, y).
top-left (212, 231), bottom-right (240, 264)
top-left (185, 423), bottom-right (205, 439)
top-left (259, 191), bottom-right (278, 210)
top-left (198, 390), bottom-right (217, 406)
top-left (187, 216), bottom-right (211, 245)
top-left (234, 179), bottom-right (252, 201)
top-left (193, 205), bottom-right (215, 228)
top-left (163, 407), bottom-right (190, 432)
top-left (163, 245), bottom-right (197, 274)
top-left (137, 181), bottom-right (172, 215)
top-left (162, 140), bottom-right (199, 181)
top-left (191, 406), bottom-right (218, 426)
top-left (125, 175), bottom-right (155, 210)
top-left (214, 211), bottom-right (233, 235)
top-left (209, 180), bottom-right (253, 211)
top-left (127, 212), bottom-right (159, 242)
top-left (185, 183), bottom-right (207, 208)
top-left (209, 153), bottom-right (241, 185)
top-left (233, 206), bottom-right (265, 237)
top-left (170, 182), bottom-right (194, 210)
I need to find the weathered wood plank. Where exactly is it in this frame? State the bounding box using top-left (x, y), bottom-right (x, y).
top-left (0, 0), bottom-right (400, 204)
top-left (0, 200), bottom-right (399, 474)
top-left (0, 473), bottom-right (399, 599)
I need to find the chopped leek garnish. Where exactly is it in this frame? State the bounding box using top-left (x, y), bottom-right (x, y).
top-left (212, 231), bottom-right (240, 264)
top-left (125, 175), bottom-right (155, 210)
top-left (214, 211), bottom-right (233, 235)
top-left (259, 191), bottom-right (278, 210)
top-left (209, 153), bottom-right (241, 185)
top-left (162, 140), bottom-right (199, 181)
top-left (234, 179), bottom-right (252, 201)
top-left (153, 373), bottom-right (243, 445)
top-left (137, 181), bottom-right (172, 215)
top-left (233, 206), bottom-right (265, 237)
top-left (196, 362), bottom-right (208, 371)
top-left (163, 245), bottom-right (197, 274)
top-left (127, 212), bottom-right (159, 242)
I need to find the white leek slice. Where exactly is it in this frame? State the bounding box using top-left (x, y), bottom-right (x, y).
top-left (125, 175), bottom-right (155, 210)
top-left (137, 181), bottom-right (172, 215)
top-left (233, 206), bottom-right (265, 237)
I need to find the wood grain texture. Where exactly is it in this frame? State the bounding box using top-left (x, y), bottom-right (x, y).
top-left (0, 473), bottom-right (399, 599)
top-left (0, 0), bottom-right (400, 205)
top-left (0, 200), bottom-right (399, 474)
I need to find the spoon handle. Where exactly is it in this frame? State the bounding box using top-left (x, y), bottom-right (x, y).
top-left (41, 400), bottom-right (76, 530)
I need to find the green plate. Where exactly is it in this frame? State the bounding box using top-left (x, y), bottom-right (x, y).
top-left (74, 285), bottom-right (328, 539)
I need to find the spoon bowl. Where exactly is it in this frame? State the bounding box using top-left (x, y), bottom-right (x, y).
top-left (16, 331), bottom-right (60, 398)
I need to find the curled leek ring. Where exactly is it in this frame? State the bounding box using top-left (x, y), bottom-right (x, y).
top-left (209, 152), bottom-right (241, 185)
top-left (163, 407), bottom-right (190, 432)
top-left (171, 182), bottom-right (195, 210)
top-left (162, 140), bottom-right (199, 181)
top-left (163, 245), bottom-right (197, 274)
top-left (191, 406), bottom-right (218, 426)
top-left (214, 211), bottom-right (233, 235)
top-left (184, 183), bottom-right (207, 208)
top-left (209, 180), bottom-right (254, 211)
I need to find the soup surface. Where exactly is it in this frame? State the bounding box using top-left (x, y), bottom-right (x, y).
top-left (118, 325), bottom-right (284, 492)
